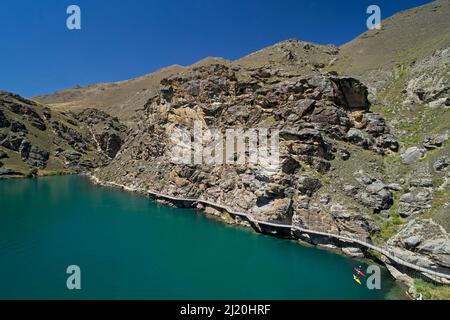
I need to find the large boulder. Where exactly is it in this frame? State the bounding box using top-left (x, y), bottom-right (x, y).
top-left (389, 219), bottom-right (450, 269)
top-left (398, 177), bottom-right (433, 217)
top-left (346, 128), bottom-right (372, 148)
top-left (401, 147), bottom-right (426, 164)
top-left (10, 121), bottom-right (28, 133)
top-left (252, 197), bottom-right (292, 222)
top-left (27, 146), bottom-right (50, 168)
top-left (0, 150), bottom-right (8, 159)
top-left (1, 134), bottom-right (24, 152)
top-left (0, 110), bottom-right (10, 128)
top-left (19, 139), bottom-right (32, 160)
top-left (353, 172), bottom-right (394, 212)
top-left (96, 132), bottom-right (123, 159)
top-left (60, 150), bottom-right (82, 162)
top-left (75, 108), bottom-right (127, 159)
top-left (334, 77), bottom-right (370, 111)
top-left (51, 121), bottom-right (90, 153)
top-left (0, 167), bottom-right (23, 176)
top-left (399, 189), bottom-right (433, 217)
top-left (8, 103), bottom-right (46, 131)
top-left (434, 156), bottom-right (449, 172)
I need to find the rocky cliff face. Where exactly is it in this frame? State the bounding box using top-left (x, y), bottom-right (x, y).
top-left (95, 63), bottom-right (400, 255)
top-left (5, 0), bottom-right (449, 295)
top-left (325, 1), bottom-right (450, 286)
top-left (366, 44), bottom-right (450, 280)
top-left (0, 91), bottom-right (126, 177)
top-left (389, 219), bottom-right (450, 271)
top-left (92, 35), bottom-right (449, 284)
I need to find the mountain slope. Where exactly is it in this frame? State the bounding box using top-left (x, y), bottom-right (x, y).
top-left (35, 1), bottom-right (450, 120)
top-left (0, 91), bottom-right (127, 177)
top-left (234, 39), bottom-right (338, 74)
top-left (23, 0), bottom-right (450, 297)
top-left (92, 1), bottom-right (450, 295)
top-left (334, 0), bottom-right (450, 91)
top-left (35, 40), bottom-right (340, 121)
top-left (333, 0), bottom-right (450, 231)
top-left (34, 65), bottom-right (184, 122)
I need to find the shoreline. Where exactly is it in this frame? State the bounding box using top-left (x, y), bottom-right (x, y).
top-left (0, 174), bottom-right (409, 300)
top-left (3, 172), bottom-right (446, 298)
top-left (0, 168), bottom-right (71, 180)
top-left (86, 174), bottom-right (450, 298)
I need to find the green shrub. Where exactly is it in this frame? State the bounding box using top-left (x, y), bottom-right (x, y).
top-left (26, 168), bottom-right (39, 178)
top-left (415, 279), bottom-right (450, 300)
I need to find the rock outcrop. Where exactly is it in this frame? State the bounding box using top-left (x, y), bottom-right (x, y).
top-left (0, 91), bottom-right (127, 176)
top-left (6, 0), bottom-right (450, 291)
top-left (75, 108), bottom-right (128, 159)
top-left (89, 37), bottom-right (449, 284)
top-left (389, 219), bottom-right (450, 270)
top-left (96, 63), bottom-right (397, 247)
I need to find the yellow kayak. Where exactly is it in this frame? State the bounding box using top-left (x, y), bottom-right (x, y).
top-left (353, 274), bottom-right (362, 285)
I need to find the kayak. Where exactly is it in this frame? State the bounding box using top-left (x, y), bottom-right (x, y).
top-left (354, 267), bottom-right (367, 278)
top-left (353, 274), bottom-right (362, 285)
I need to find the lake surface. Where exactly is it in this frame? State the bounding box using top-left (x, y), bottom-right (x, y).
top-left (0, 176), bottom-right (405, 299)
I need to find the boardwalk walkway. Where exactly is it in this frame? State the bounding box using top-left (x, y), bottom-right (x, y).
top-left (91, 176), bottom-right (450, 282)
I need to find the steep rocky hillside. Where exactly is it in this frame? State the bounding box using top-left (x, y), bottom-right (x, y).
top-left (372, 47), bottom-right (449, 232)
top-left (0, 91), bottom-right (127, 177)
top-left (330, 1), bottom-right (450, 292)
top-left (16, 0), bottom-right (450, 297)
top-left (334, 0), bottom-right (450, 92)
top-left (331, 1), bottom-right (450, 235)
top-left (234, 39), bottom-right (339, 75)
top-left (34, 40), bottom-right (339, 121)
top-left (90, 1), bottom-right (449, 294)
top-left (97, 63), bottom-right (398, 227)
top-left (35, 1), bottom-right (449, 120)
top-left (93, 61), bottom-right (449, 285)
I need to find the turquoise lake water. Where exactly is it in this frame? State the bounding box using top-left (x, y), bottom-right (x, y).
top-left (0, 175), bottom-right (406, 299)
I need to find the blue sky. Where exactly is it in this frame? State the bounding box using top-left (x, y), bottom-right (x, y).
top-left (0, 0), bottom-right (433, 97)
